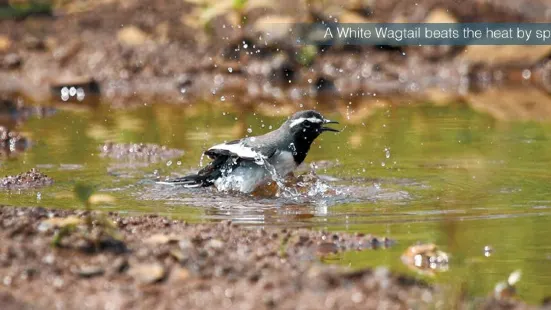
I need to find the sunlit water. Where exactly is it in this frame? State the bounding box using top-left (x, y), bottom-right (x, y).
top-left (2, 102), bottom-right (551, 303)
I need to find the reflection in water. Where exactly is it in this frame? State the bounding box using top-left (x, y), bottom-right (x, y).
top-left (1, 98), bottom-right (551, 303)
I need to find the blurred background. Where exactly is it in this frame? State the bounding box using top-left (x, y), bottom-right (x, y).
top-left (1, 0), bottom-right (551, 118)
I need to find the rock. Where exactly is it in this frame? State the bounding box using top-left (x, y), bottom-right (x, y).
top-left (144, 234), bottom-right (181, 245)
top-left (111, 257), bottom-right (129, 273)
top-left (117, 26), bottom-right (149, 46)
top-left (401, 243), bottom-right (449, 275)
top-left (169, 267), bottom-right (190, 282)
top-left (22, 36), bottom-right (45, 51)
top-left (38, 216), bottom-right (83, 232)
top-left (1, 53), bottom-right (22, 69)
top-left (169, 249), bottom-right (187, 262)
top-left (414, 8), bottom-right (459, 59)
top-left (74, 265), bottom-right (104, 278)
top-left (494, 270), bottom-right (522, 300)
top-left (253, 15), bottom-right (295, 46)
top-left (206, 239), bottom-right (224, 250)
top-left (0, 168), bottom-right (53, 190)
top-left (128, 263), bottom-right (166, 284)
top-left (53, 40), bottom-right (82, 65)
top-left (425, 8), bottom-right (457, 23)
top-left (316, 242), bottom-right (339, 256)
top-left (0, 35), bottom-right (11, 52)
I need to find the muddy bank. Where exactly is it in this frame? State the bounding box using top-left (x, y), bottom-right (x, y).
top-left (1, 0), bottom-right (551, 106)
top-left (0, 169), bottom-right (53, 189)
top-left (0, 206), bottom-right (534, 309)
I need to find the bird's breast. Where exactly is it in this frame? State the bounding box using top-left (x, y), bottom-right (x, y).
top-left (270, 151), bottom-right (298, 176)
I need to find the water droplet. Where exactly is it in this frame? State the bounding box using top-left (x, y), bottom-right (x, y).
top-left (384, 147), bottom-right (390, 159)
top-left (221, 96), bottom-right (226, 101)
top-left (381, 162), bottom-right (386, 167)
top-left (247, 128), bottom-right (252, 133)
top-left (36, 192), bottom-right (42, 200)
top-left (76, 88), bottom-right (85, 101)
top-left (484, 245), bottom-right (493, 257)
top-left (228, 67), bottom-right (233, 73)
top-left (166, 160), bottom-right (172, 166)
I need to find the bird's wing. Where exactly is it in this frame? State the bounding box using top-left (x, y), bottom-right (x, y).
top-left (204, 138), bottom-right (277, 161)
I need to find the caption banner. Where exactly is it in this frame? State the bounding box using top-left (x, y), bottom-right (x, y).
top-left (294, 23), bottom-right (551, 45)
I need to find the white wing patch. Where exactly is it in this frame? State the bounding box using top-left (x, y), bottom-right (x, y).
top-left (208, 142), bottom-right (266, 164)
top-left (289, 117), bottom-right (323, 128)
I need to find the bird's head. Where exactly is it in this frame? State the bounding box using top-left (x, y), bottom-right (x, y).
top-left (283, 110), bottom-right (339, 143)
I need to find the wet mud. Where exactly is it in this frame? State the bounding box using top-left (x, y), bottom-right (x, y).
top-left (0, 206), bottom-right (535, 310)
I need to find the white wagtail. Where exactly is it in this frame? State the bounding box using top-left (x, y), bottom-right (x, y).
top-left (160, 110), bottom-right (339, 193)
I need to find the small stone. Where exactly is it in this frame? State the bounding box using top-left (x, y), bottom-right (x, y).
top-left (401, 243), bottom-right (449, 275)
top-left (169, 249), bottom-right (187, 262)
top-left (170, 267), bottom-right (190, 282)
top-left (53, 40), bottom-right (81, 65)
top-left (145, 234), bottom-right (181, 245)
top-left (2, 53), bottom-right (22, 69)
top-left (74, 265), bottom-right (104, 278)
top-left (38, 216), bottom-right (82, 232)
top-left (117, 26), bottom-right (149, 46)
top-left (206, 239), bottom-right (224, 250)
top-left (316, 242), bottom-right (339, 256)
top-left (0, 35), bottom-right (11, 51)
top-left (22, 36), bottom-right (45, 51)
top-left (128, 263), bottom-right (165, 284)
top-left (111, 257), bottom-right (129, 273)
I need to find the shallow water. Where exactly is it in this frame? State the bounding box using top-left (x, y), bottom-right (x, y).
top-left (2, 101), bottom-right (551, 303)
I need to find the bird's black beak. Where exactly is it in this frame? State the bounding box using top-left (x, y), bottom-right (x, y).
top-left (321, 119), bottom-right (340, 132)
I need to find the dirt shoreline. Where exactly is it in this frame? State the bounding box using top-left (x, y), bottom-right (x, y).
top-left (0, 205), bottom-right (535, 309)
top-left (1, 0), bottom-right (551, 106)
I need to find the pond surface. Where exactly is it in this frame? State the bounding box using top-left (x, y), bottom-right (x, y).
top-left (2, 101), bottom-right (551, 303)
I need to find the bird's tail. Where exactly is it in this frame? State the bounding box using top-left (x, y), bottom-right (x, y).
top-left (156, 173), bottom-right (212, 188)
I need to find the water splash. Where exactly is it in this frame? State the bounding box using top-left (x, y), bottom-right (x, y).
top-left (199, 152), bottom-right (206, 167)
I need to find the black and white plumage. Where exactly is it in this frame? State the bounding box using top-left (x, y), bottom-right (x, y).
top-left (160, 110), bottom-right (339, 193)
